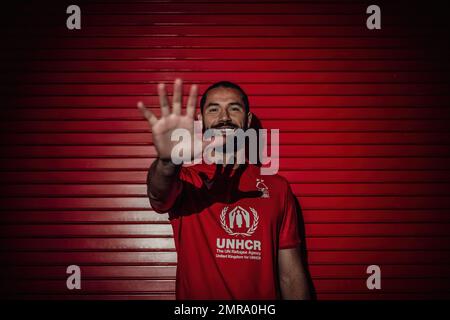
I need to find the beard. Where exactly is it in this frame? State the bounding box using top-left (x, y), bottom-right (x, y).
top-left (203, 121), bottom-right (250, 158)
top-left (202, 118), bottom-right (248, 133)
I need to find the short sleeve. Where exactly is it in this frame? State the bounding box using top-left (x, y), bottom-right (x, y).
top-left (278, 181), bottom-right (301, 249)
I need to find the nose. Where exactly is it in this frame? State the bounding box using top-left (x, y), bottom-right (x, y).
top-left (218, 108), bottom-right (231, 122)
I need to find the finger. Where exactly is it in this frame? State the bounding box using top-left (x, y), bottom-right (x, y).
top-left (172, 78), bottom-right (182, 115)
top-left (186, 84), bottom-right (198, 118)
top-left (137, 101), bottom-right (157, 126)
top-left (157, 83), bottom-right (170, 117)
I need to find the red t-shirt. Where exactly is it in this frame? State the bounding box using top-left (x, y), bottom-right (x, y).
top-left (152, 163), bottom-right (301, 300)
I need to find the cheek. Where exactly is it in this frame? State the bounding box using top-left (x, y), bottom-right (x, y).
top-left (203, 115), bottom-right (216, 128)
top-left (231, 115), bottom-right (246, 127)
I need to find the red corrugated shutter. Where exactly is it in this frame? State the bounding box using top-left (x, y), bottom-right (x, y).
top-left (1, 0), bottom-right (450, 299)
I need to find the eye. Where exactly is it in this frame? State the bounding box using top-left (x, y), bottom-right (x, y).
top-left (230, 105), bottom-right (242, 112)
top-left (207, 107), bottom-right (218, 113)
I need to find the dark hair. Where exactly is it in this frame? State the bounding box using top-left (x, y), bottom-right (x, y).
top-left (200, 81), bottom-right (249, 114)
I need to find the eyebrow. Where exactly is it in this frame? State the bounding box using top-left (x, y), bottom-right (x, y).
top-left (205, 102), bottom-right (244, 108)
top-left (228, 102), bottom-right (244, 108)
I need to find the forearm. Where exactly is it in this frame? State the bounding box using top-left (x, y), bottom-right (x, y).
top-left (280, 269), bottom-right (311, 300)
top-left (278, 247), bottom-right (311, 300)
top-left (147, 158), bottom-right (182, 211)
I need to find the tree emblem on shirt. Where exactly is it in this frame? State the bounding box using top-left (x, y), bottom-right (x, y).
top-left (256, 178), bottom-right (270, 198)
top-left (220, 206), bottom-right (259, 237)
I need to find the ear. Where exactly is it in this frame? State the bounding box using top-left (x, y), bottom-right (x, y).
top-left (247, 112), bottom-right (253, 128)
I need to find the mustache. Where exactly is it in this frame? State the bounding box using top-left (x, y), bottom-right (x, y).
top-left (211, 122), bottom-right (239, 129)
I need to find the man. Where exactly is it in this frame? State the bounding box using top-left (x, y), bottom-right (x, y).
top-left (137, 79), bottom-right (311, 300)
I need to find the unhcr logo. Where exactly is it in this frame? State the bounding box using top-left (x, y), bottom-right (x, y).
top-left (220, 206), bottom-right (259, 237)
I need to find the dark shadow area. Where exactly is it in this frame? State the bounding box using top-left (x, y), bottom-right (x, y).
top-left (293, 196), bottom-right (317, 300)
top-left (173, 163), bottom-right (263, 217)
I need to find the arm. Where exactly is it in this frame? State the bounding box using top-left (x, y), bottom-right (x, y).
top-left (137, 79), bottom-right (198, 212)
top-left (146, 158), bottom-right (182, 212)
top-left (278, 246), bottom-right (311, 300)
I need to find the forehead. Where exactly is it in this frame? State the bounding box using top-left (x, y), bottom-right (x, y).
top-left (204, 87), bottom-right (244, 105)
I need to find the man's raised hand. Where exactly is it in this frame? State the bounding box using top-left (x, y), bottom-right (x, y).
top-left (137, 78), bottom-right (198, 161)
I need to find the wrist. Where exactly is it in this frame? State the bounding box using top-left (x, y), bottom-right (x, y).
top-left (157, 157), bottom-right (182, 175)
